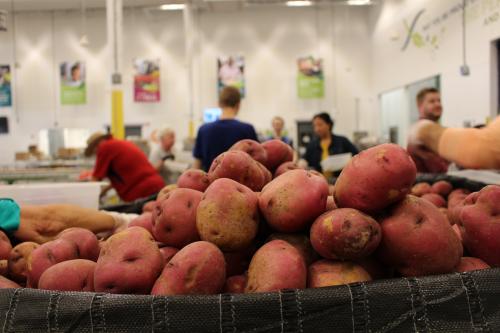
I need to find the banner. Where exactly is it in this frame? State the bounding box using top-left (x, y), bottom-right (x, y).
top-left (297, 56), bottom-right (324, 99)
top-left (60, 61), bottom-right (86, 105)
top-left (218, 56), bottom-right (245, 97)
top-left (0, 65), bottom-right (12, 107)
top-left (133, 59), bottom-right (160, 103)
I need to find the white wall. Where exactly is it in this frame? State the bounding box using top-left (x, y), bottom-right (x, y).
top-left (0, 4), bottom-right (373, 164)
top-left (370, 0), bottom-right (500, 131)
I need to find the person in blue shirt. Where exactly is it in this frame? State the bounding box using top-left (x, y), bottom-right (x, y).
top-left (193, 86), bottom-right (258, 171)
top-left (303, 112), bottom-right (358, 175)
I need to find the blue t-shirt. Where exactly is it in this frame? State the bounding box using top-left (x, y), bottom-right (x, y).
top-left (193, 119), bottom-right (258, 171)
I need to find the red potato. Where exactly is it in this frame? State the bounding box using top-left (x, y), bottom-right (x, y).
top-left (157, 184), bottom-right (178, 203)
top-left (267, 233), bottom-right (318, 266)
top-left (455, 257), bottom-right (490, 273)
top-left (448, 189), bottom-right (470, 210)
top-left (197, 178), bottom-right (259, 252)
top-left (411, 183), bottom-right (432, 197)
top-left (224, 275), bottom-right (247, 294)
top-left (152, 188), bottom-right (202, 248)
top-left (151, 241), bottom-right (226, 295)
top-left (245, 240), bottom-right (306, 293)
top-left (0, 275), bottom-right (20, 289)
top-left (27, 239), bottom-right (80, 288)
top-left (334, 143), bottom-right (417, 214)
top-left (261, 139), bottom-right (294, 172)
top-left (8, 242), bottom-right (39, 283)
top-left (259, 169), bottom-right (329, 232)
top-left (455, 185), bottom-right (500, 267)
top-left (38, 259), bottom-right (96, 292)
top-left (0, 231), bottom-right (12, 260)
top-left (128, 212), bottom-right (154, 234)
top-left (421, 193), bottom-right (447, 208)
top-left (57, 227), bottom-right (100, 261)
top-left (377, 196), bottom-right (462, 277)
top-left (159, 247), bottom-right (179, 266)
top-left (310, 208), bottom-right (381, 261)
top-left (142, 201), bottom-right (156, 213)
top-left (94, 227), bottom-right (163, 294)
top-left (308, 260), bottom-right (371, 288)
top-left (208, 151), bottom-right (269, 191)
top-left (256, 161), bottom-right (272, 185)
top-left (274, 162), bottom-right (302, 178)
top-left (431, 180), bottom-right (453, 197)
top-left (177, 169), bottom-right (211, 192)
top-left (0, 260), bottom-right (7, 277)
top-left (230, 139), bottom-right (268, 166)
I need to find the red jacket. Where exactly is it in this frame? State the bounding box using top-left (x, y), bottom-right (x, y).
top-left (93, 138), bottom-right (165, 201)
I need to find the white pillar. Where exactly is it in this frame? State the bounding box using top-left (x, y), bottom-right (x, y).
top-left (183, 3), bottom-right (196, 138)
top-left (106, 0), bottom-right (124, 139)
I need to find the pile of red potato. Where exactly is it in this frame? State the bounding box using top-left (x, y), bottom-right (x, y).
top-left (0, 139), bottom-right (498, 295)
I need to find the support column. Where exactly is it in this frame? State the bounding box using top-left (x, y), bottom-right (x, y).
top-left (183, 3), bottom-right (196, 139)
top-left (106, 0), bottom-right (124, 139)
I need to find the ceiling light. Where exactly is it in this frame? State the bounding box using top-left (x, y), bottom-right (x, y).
top-left (159, 3), bottom-right (186, 11)
top-left (347, 0), bottom-right (372, 5)
top-left (286, 1), bottom-right (313, 7)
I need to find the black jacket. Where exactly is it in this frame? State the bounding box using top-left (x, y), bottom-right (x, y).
top-left (304, 134), bottom-right (359, 172)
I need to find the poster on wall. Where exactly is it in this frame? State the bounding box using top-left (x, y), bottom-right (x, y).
top-left (60, 61), bottom-right (86, 105)
top-left (217, 56), bottom-right (245, 97)
top-left (297, 56), bottom-right (324, 99)
top-left (133, 59), bottom-right (160, 103)
top-left (0, 65), bottom-right (12, 107)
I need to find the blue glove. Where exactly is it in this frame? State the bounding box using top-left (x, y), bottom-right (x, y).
top-left (0, 199), bottom-right (20, 233)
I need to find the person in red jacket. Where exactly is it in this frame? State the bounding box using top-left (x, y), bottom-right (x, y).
top-left (85, 132), bottom-right (165, 202)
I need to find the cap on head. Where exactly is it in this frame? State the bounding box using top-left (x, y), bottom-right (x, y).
top-left (84, 131), bottom-right (111, 157)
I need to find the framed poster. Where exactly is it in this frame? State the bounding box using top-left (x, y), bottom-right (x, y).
top-left (218, 56), bottom-right (245, 97)
top-left (297, 56), bottom-right (324, 99)
top-left (60, 61), bottom-right (86, 105)
top-left (133, 59), bottom-right (160, 103)
top-left (0, 65), bottom-right (12, 107)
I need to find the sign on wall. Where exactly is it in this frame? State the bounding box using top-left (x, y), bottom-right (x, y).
top-left (133, 59), bottom-right (160, 103)
top-left (297, 56), bottom-right (324, 99)
top-left (60, 61), bottom-right (86, 105)
top-left (0, 65), bottom-right (12, 107)
top-left (218, 56), bottom-right (245, 97)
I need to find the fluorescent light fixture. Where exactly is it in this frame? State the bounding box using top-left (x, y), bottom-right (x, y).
top-left (286, 1), bottom-right (313, 7)
top-left (159, 3), bottom-right (186, 10)
top-left (347, 0), bottom-right (372, 5)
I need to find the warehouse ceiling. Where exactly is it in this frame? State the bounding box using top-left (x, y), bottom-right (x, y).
top-left (0, 0), bottom-right (369, 12)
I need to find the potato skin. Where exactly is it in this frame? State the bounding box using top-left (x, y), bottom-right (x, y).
top-left (454, 257), bottom-right (490, 273)
top-left (152, 188), bottom-right (202, 248)
top-left (259, 169), bottom-right (329, 232)
top-left (230, 139), bottom-right (268, 166)
top-left (261, 139), bottom-right (294, 172)
top-left (38, 259), bottom-right (96, 292)
top-left (57, 227), bottom-right (100, 261)
top-left (421, 193), bottom-right (447, 208)
top-left (0, 231), bottom-right (12, 260)
top-left (93, 227), bottom-right (163, 294)
top-left (223, 275), bottom-right (247, 294)
top-left (411, 183), bottom-right (432, 197)
top-left (151, 241), bottom-right (226, 295)
top-left (26, 239), bottom-right (80, 288)
top-left (177, 169), bottom-right (210, 192)
top-left (310, 208), bottom-right (381, 260)
top-left (0, 275), bottom-right (20, 289)
top-left (197, 178), bottom-right (259, 252)
top-left (456, 185), bottom-right (500, 267)
top-left (274, 162), bottom-right (302, 178)
top-left (431, 180), bottom-right (453, 197)
top-left (208, 151), bottom-right (269, 191)
top-left (128, 212), bottom-right (154, 234)
top-left (335, 143), bottom-right (417, 214)
top-left (308, 260), bottom-right (371, 288)
top-left (377, 195), bottom-right (463, 277)
top-left (245, 240), bottom-right (306, 293)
